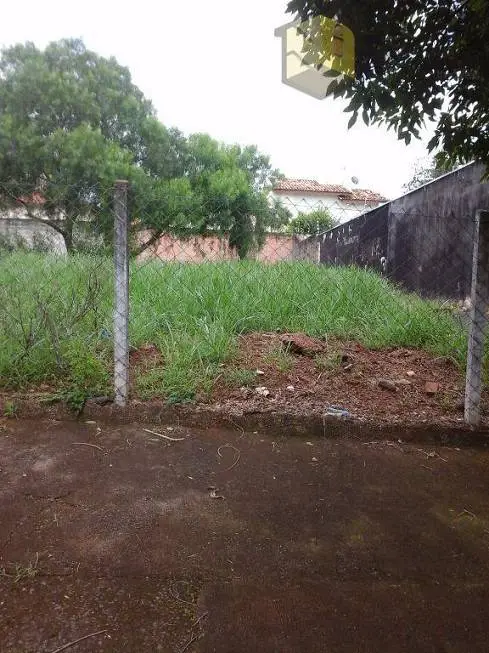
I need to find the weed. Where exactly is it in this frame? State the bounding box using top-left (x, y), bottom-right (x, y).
top-left (438, 391), bottom-right (460, 413)
top-left (136, 361), bottom-right (217, 404)
top-left (223, 368), bottom-right (257, 388)
top-left (0, 255), bottom-right (470, 400)
top-left (314, 351), bottom-right (342, 372)
top-left (64, 387), bottom-right (91, 414)
top-left (3, 400), bottom-right (17, 418)
top-left (1, 554), bottom-right (39, 583)
top-left (263, 346), bottom-right (293, 373)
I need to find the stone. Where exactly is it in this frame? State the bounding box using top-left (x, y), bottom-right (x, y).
top-left (90, 396), bottom-right (113, 406)
top-left (255, 386), bottom-right (270, 397)
top-left (425, 381), bottom-right (440, 395)
top-left (406, 371), bottom-right (415, 377)
top-left (279, 333), bottom-right (324, 357)
top-left (378, 379), bottom-right (398, 392)
top-left (325, 406), bottom-right (351, 418)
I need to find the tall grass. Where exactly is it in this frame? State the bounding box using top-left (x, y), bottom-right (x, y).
top-left (0, 253), bottom-right (467, 401)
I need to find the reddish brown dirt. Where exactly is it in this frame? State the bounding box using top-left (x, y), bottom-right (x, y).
top-left (210, 332), bottom-right (484, 427)
top-left (3, 333), bottom-right (487, 433)
top-left (2, 418), bottom-right (489, 651)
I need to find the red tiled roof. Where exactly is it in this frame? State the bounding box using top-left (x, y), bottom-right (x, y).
top-left (16, 192), bottom-right (46, 206)
top-left (273, 179), bottom-right (349, 194)
top-left (273, 179), bottom-right (387, 203)
top-left (345, 188), bottom-right (387, 203)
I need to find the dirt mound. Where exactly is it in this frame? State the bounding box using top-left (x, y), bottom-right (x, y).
top-left (211, 332), bottom-right (476, 426)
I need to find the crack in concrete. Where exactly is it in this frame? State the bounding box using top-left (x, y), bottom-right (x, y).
top-left (22, 492), bottom-right (72, 501)
top-left (21, 492), bottom-right (88, 511)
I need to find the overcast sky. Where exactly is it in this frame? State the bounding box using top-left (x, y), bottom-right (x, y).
top-left (1, 0), bottom-right (435, 199)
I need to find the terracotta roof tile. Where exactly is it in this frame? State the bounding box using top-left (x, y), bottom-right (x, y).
top-left (16, 192), bottom-right (46, 206)
top-left (273, 179), bottom-right (387, 203)
top-left (346, 188), bottom-right (387, 203)
top-left (273, 179), bottom-right (349, 194)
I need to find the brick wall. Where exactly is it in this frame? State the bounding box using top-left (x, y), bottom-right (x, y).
top-left (138, 232), bottom-right (314, 263)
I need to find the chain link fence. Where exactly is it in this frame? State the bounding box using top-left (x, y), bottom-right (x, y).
top-left (1, 178), bottom-right (488, 426)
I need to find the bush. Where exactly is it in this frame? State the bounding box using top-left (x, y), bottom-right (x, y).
top-left (288, 209), bottom-right (338, 236)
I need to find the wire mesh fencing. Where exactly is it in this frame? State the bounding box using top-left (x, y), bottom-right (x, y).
top-left (1, 178), bottom-right (488, 426)
top-left (0, 179), bottom-right (114, 413)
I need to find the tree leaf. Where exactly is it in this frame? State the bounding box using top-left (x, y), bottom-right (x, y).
top-left (322, 68), bottom-right (342, 78)
top-left (286, 0), bottom-right (489, 170)
top-left (347, 112), bottom-right (358, 129)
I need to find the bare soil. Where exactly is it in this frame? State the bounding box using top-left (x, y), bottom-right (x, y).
top-left (2, 417), bottom-right (489, 651)
top-left (209, 332), bottom-right (482, 427)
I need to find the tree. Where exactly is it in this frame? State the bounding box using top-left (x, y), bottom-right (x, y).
top-left (0, 39), bottom-right (287, 257)
top-left (0, 39), bottom-right (153, 157)
top-left (181, 134), bottom-right (289, 258)
top-left (286, 0), bottom-right (489, 168)
top-left (287, 208), bottom-right (338, 235)
top-left (403, 157), bottom-right (454, 192)
top-left (0, 39), bottom-right (186, 251)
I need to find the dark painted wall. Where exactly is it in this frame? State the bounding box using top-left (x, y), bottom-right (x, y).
top-left (320, 163), bottom-right (489, 299)
top-left (319, 204), bottom-right (389, 274)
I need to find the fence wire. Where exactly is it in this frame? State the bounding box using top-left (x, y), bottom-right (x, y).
top-left (1, 179), bottom-right (488, 425)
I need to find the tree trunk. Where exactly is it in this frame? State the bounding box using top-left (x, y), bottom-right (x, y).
top-left (63, 219), bottom-right (74, 253)
top-left (17, 201), bottom-right (74, 253)
top-left (133, 230), bottom-right (163, 257)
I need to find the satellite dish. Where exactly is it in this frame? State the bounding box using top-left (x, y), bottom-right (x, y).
top-left (351, 176), bottom-right (359, 185)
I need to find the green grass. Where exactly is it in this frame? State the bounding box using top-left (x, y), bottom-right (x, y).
top-left (314, 351), bottom-right (342, 373)
top-left (263, 346), bottom-right (294, 373)
top-left (3, 400), bottom-right (17, 418)
top-left (0, 253), bottom-right (468, 402)
top-left (222, 368), bottom-right (258, 388)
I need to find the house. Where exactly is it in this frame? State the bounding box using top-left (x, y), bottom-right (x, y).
top-left (318, 162), bottom-right (489, 299)
top-left (270, 179), bottom-right (387, 225)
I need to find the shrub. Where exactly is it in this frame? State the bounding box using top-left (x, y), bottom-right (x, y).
top-left (288, 209), bottom-right (338, 236)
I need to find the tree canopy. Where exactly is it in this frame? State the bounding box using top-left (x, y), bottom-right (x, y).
top-left (286, 0), bottom-right (489, 168)
top-left (0, 39), bottom-right (286, 257)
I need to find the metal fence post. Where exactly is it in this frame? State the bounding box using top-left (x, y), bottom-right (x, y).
top-left (113, 180), bottom-right (129, 407)
top-left (464, 210), bottom-right (489, 426)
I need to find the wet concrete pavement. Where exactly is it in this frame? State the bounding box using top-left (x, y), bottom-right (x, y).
top-left (1, 418), bottom-right (489, 652)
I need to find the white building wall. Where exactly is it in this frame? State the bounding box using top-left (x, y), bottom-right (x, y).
top-left (271, 191), bottom-right (381, 225)
top-left (0, 209), bottom-right (67, 254)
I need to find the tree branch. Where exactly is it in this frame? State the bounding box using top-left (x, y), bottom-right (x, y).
top-left (14, 197), bottom-right (68, 238)
top-left (133, 230), bottom-right (163, 256)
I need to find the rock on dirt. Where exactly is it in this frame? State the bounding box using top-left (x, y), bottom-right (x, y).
top-left (378, 379), bottom-right (398, 392)
top-left (89, 396), bottom-right (113, 406)
top-left (325, 406), bottom-right (352, 418)
top-left (279, 333), bottom-right (324, 357)
top-left (425, 381), bottom-right (440, 396)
